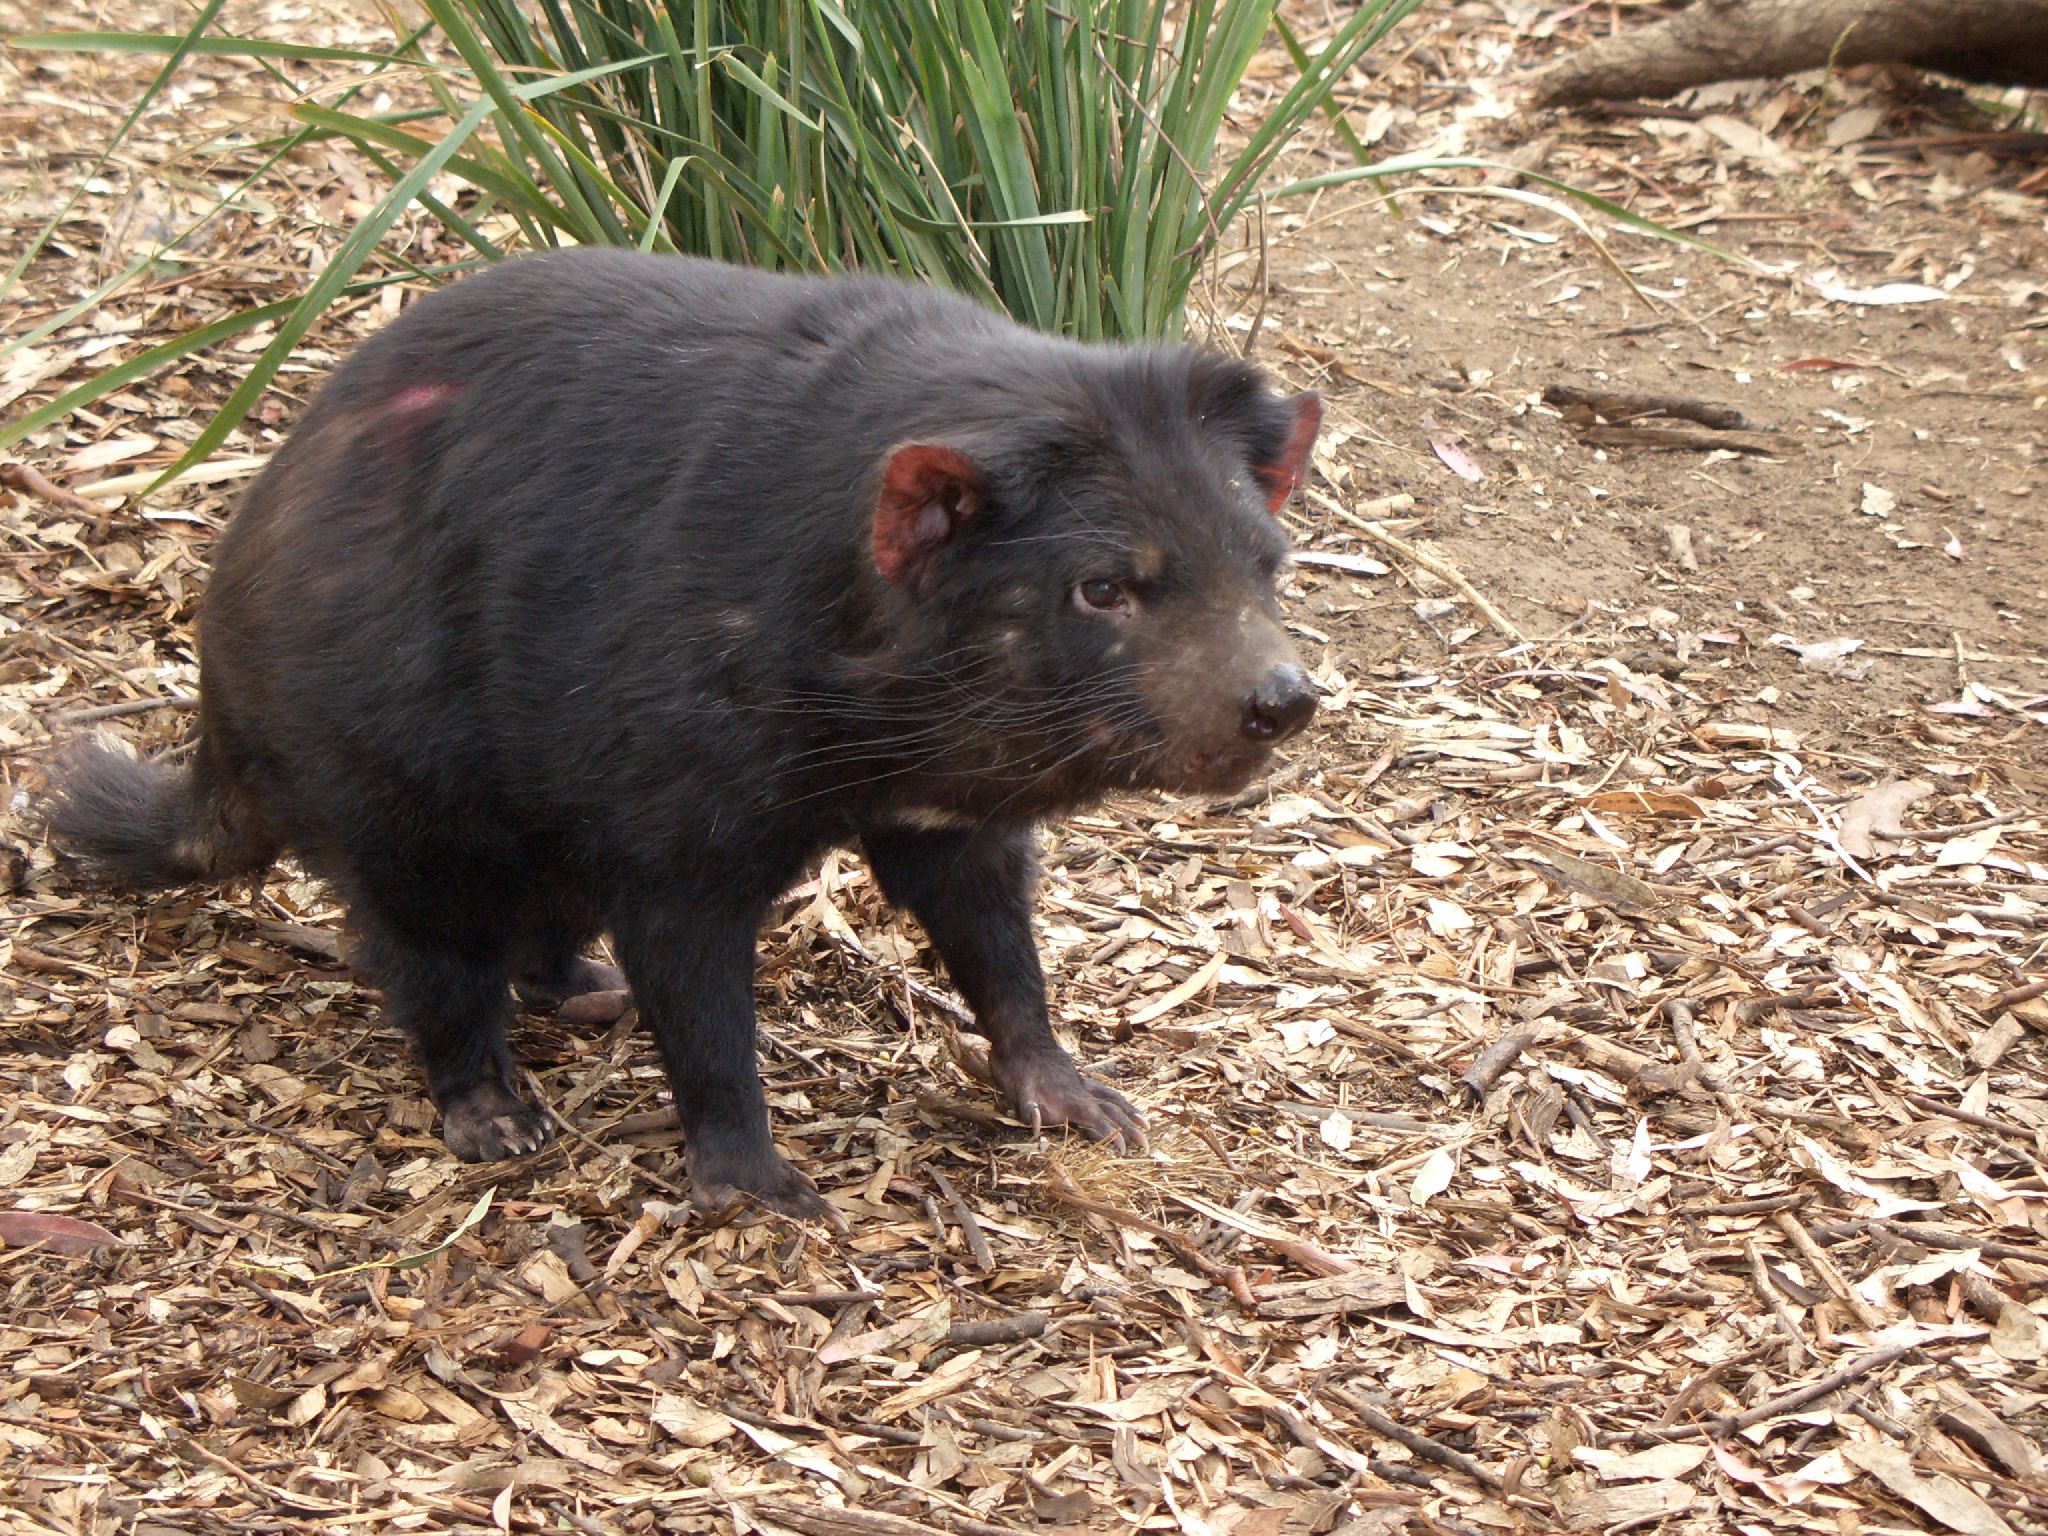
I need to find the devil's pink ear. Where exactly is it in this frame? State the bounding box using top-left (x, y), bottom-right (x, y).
top-left (1251, 392), bottom-right (1322, 514)
top-left (872, 444), bottom-right (983, 588)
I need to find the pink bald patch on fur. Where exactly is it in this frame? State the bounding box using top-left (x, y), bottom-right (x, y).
top-left (389, 382), bottom-right (462, 417)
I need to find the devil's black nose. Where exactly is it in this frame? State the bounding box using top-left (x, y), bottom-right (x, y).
top-left (1242, 664), bottom-right (1316, 743)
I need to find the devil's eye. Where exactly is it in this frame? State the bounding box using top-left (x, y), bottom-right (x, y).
top-left (1074, 578), bottom-right (1130, 614)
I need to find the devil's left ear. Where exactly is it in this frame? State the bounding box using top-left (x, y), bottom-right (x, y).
top-left (872, 443), bottom-right (984, 590)
top-left (1250, 392), bottom-right (1322, 515)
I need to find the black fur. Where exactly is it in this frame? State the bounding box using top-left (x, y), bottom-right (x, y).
top-left (46, 250), bottom-right (1320, 1215)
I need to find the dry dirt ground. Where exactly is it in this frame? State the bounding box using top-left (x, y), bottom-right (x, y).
top-left (1, 4), bottom-right (2046, 1535)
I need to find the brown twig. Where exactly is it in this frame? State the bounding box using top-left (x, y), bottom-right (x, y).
top-left (1045, 1172), bottom-right (1256, 1311)
top-left (1458, 1029), bottom-right (1535, 1102)
top-left (1773, 1209), bottom-right (1888, 1332)
top-left (1992, 978), bottom-right (2048, 1010)
top-left (1543, 384), bottom-right (1753, 431)
top-left (1305, 487), bottom-right (1527, 643)
top-left (1318, 1381), bottom-right (1506, 1493)
top-left (1745, 1237), bottom-right (1811, 1367)
top-left (50, 693), bottom-right (200, 726)
top-left (945, 1313), bottom-right (1049, 1348)
top-left (928, 1166), bottom-right (995, 1271)
top-left (2, 461), bottom-right (104, 517)
top-left (1902, 1091), bottom-right (2037, 1140)
top-left (1728, 1343), bottom-right (1921, 1431)
top-left (1579, 424), bottom-right (1793, 455)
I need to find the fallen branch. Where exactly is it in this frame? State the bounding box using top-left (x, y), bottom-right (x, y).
top-left (1544, 384), bottom-right (1753, 430)
top-left (1631, 1342), bottom-right (1927, 1444)
top-left (1579, 424), bottom-right (1793, 456)
top-left (1725, 1342), bottom-right (1923, 1431)
top-left (1528, 0), bottom-right (2048, 108)
top-left (944, 1312), bottom-right (1048, 1348)
top-left (1458, 1029), bottom-right (1535, 1102)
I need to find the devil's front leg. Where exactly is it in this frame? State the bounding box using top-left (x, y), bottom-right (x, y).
top-left (862, 821), bottom-right (1143, 1147)
top-left (610, 888), bottom-right (829, 1217)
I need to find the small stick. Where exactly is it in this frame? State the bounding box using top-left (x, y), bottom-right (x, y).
top-left (827, 926), bottom-right (974, 1025)
top-left (1863, 1220), bottom-right (2048, 1266)
top-left (1169, 1190), bottom-right (1359, 1277)
top-left (1652, 1359), bottom-right (1737, 1428)
top-left (944, 1313), bottom-right (1048, 1348)
top-left (530, 1075), bottom-right (691, 1202)
top-left (1783, 901), bottom-right (1832, 938)
top-left (1240, 193), bottom-right (1271, 359)
top-left (1634, 1343), bottom-right (1931, 1444)
top-left (50, 693), bottom-right (200, 727)
top-left (1458, 1029), bottom-right (1535, 1102)
top-left (1992, 979), bottom-right (2048, 1010)
top-left (1318, 1381), bottom-right (1505, 1492)
top-left (752, 1498), bottom-right (1027, 1536)
top-left (1664, 999), bottom-right (1702, 1062)
top-left (1251, 1233), bottom-right (1357, 1278)
top-left (929, 1167), bottom-right (994, 1272)
top-left (1902, 1092), bottom-right (2038, 1141)
top-left (1745, 1237), bottom-right (1811, 1367)
top-left (1045, 1172), bottom-right (1255, 1311)
top-left (1578, 424), bottom-right (1792, 455)
top-left (1663, 999), bottom-right (1733, 1097)
top-left (1305, 487), bottom-right (1526, 643)
top-left (1542, 384), bottom-right (1752, 430)
top-left (916, 1093), bottom-right (1011, 1135)
top-left (1905, 811), bottom-right (2034, 840)
top-left (751, 1289), bottom-right (882, 1309)
top-left (1, 461), bottom-right (103, 517)
top-left (1683, 1195), bottom-right (1805, 1217)
top-left (1727, 1342), bottom-right (1921, 1431)
top-left (1269, 1103), bottom-right (1449, 1135)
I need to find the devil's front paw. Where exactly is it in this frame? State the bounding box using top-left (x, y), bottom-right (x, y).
top-left (991, 1046), bottom-right (1145, 1149)
top-left (441, 1081), bottom-right (553, 1161)
top-left (685, 1134), bottom-right (836, 1224)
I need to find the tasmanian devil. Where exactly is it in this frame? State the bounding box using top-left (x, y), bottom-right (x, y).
top-left (47, 249), bottom-right (1321, 1217)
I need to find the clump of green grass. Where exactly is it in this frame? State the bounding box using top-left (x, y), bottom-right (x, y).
top-left (9, 2), bottom-right (1726, 486)
top-left (4, 1), bottom-right (1418, 481)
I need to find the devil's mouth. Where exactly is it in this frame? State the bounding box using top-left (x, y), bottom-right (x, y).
top-left (1156, 743), bottom-right (1276, 796)
top-left (1064, 714), bottom-right (1278, 798)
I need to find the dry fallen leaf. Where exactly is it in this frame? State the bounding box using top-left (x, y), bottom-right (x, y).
top-left (1811, 274), bottom-right (1949, 306)
top-left (1842, 1437), bottom-right (2016, 1536)
top-left (1699, 114), bottom-right (1799, 173)
top-left (0, 1210), bottom-right (119, 1255)
top-left (1410, 1147), bottom-right (1457, 1206)
top-left (1838, 779), bottom-right (1933, 859)
top-left (1573, 1444), bottom-right (1712, 1481)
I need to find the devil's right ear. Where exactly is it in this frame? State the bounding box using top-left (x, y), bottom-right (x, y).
top-left (871, 444), bottom-right (984, 590)
top-left (1249, 392), bottom-right (1322, 515)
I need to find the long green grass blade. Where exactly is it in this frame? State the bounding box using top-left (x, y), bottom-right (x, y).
top-left (1270, 153), bottom-right (1754, 264)
top-left (147, 94), bottom-right (498, 488)
top-left (148, 58), bottom-right (650, 489)
top-left (12, 29), bottom-right (447, 66)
